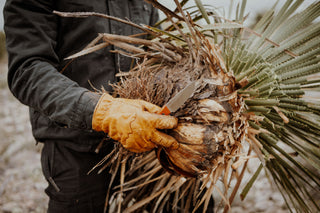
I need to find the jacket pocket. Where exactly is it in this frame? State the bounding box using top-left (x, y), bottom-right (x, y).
top-left (41, 142), bottom-right (60, 192)
top-left (130, 1), bottom-right (153, 34)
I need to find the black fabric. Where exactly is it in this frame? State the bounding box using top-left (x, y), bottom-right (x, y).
top-left (4, 1), bottom-right (215, 212)
top-left (41, 140), bottom-right (118, 213)
top-left (4, 1), bottom-right (159, 211)
top-left (4, 0), bottom-right (159, 150)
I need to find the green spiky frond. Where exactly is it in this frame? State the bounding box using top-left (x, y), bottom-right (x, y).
top-left (221, 1), bottom-right (320, 212)
top-left (180, 0), bottom-right (320, 212)
top-left (145, 1), bottom-right (320, 210)
top-left (55, 0), bottom-right (320, 212)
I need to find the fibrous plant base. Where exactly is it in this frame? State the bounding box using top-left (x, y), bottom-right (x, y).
top-left (101, 28), bottom-right (250, 213)
top-left (54, 0), bottom-right (320, 212)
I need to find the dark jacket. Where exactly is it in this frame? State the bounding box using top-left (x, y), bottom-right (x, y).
top-left (4, 0), bottom-right (159, 151)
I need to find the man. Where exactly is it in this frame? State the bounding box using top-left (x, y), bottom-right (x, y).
top-left (4, 0), bottom-right (178, 212)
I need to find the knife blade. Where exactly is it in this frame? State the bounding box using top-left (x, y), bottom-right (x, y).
top-left (159, 81), bottom-right (196, 115)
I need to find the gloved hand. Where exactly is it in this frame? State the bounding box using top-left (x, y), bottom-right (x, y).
top-left (92, 93), bottom-right (179, 153)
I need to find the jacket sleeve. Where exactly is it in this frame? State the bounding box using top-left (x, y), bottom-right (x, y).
top-left (4, 0), bottom-right (100, 130)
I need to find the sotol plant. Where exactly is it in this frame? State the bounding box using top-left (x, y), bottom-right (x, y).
top-left (55, 0), bottom-right (320, 212)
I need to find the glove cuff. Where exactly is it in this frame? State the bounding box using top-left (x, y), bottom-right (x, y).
top-left (92, 93), bottom-right (114, 132)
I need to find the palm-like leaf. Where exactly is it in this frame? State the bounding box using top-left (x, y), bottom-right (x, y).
top-left (148, 1), bottom-right (320, 210)
top-left (55, 1), bottom-right (320, 212)
top-left (221, 1), bottom-right (320, 212)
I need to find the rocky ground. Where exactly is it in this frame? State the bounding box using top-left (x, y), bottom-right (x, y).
top-left (0, 59), bottom-right (48, 213)
top-left (0, 59), bottom-right (291, 213)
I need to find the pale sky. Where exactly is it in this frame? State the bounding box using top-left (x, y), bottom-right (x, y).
top-left (0, 0), bottom-right (317, 30)
top-left (158, 0), bottom-right (317, 26)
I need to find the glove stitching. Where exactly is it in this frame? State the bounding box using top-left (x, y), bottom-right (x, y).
top-left (127, 113), bottom-right (154, 151)
top-left (123, 113), bottom-right (137, 150)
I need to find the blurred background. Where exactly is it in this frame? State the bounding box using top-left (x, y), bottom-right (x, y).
top-left (0, 1), bottom-right (48, 212)
top-left (0, 1), bottom-right (317, 212)
top-left (0, 0), bottom-right (4, 30)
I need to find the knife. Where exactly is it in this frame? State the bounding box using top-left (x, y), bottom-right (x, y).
top-left (159, 81), bottom-right (196, 115)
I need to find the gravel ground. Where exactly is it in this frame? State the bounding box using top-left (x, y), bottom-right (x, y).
top-left (0, 60), bottom-right (48, 213)
top-left (0, 59), bottom-right (291, 213)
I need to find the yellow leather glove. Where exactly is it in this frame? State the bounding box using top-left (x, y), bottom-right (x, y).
top-left (92, 93), bottom-right (179, 153)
